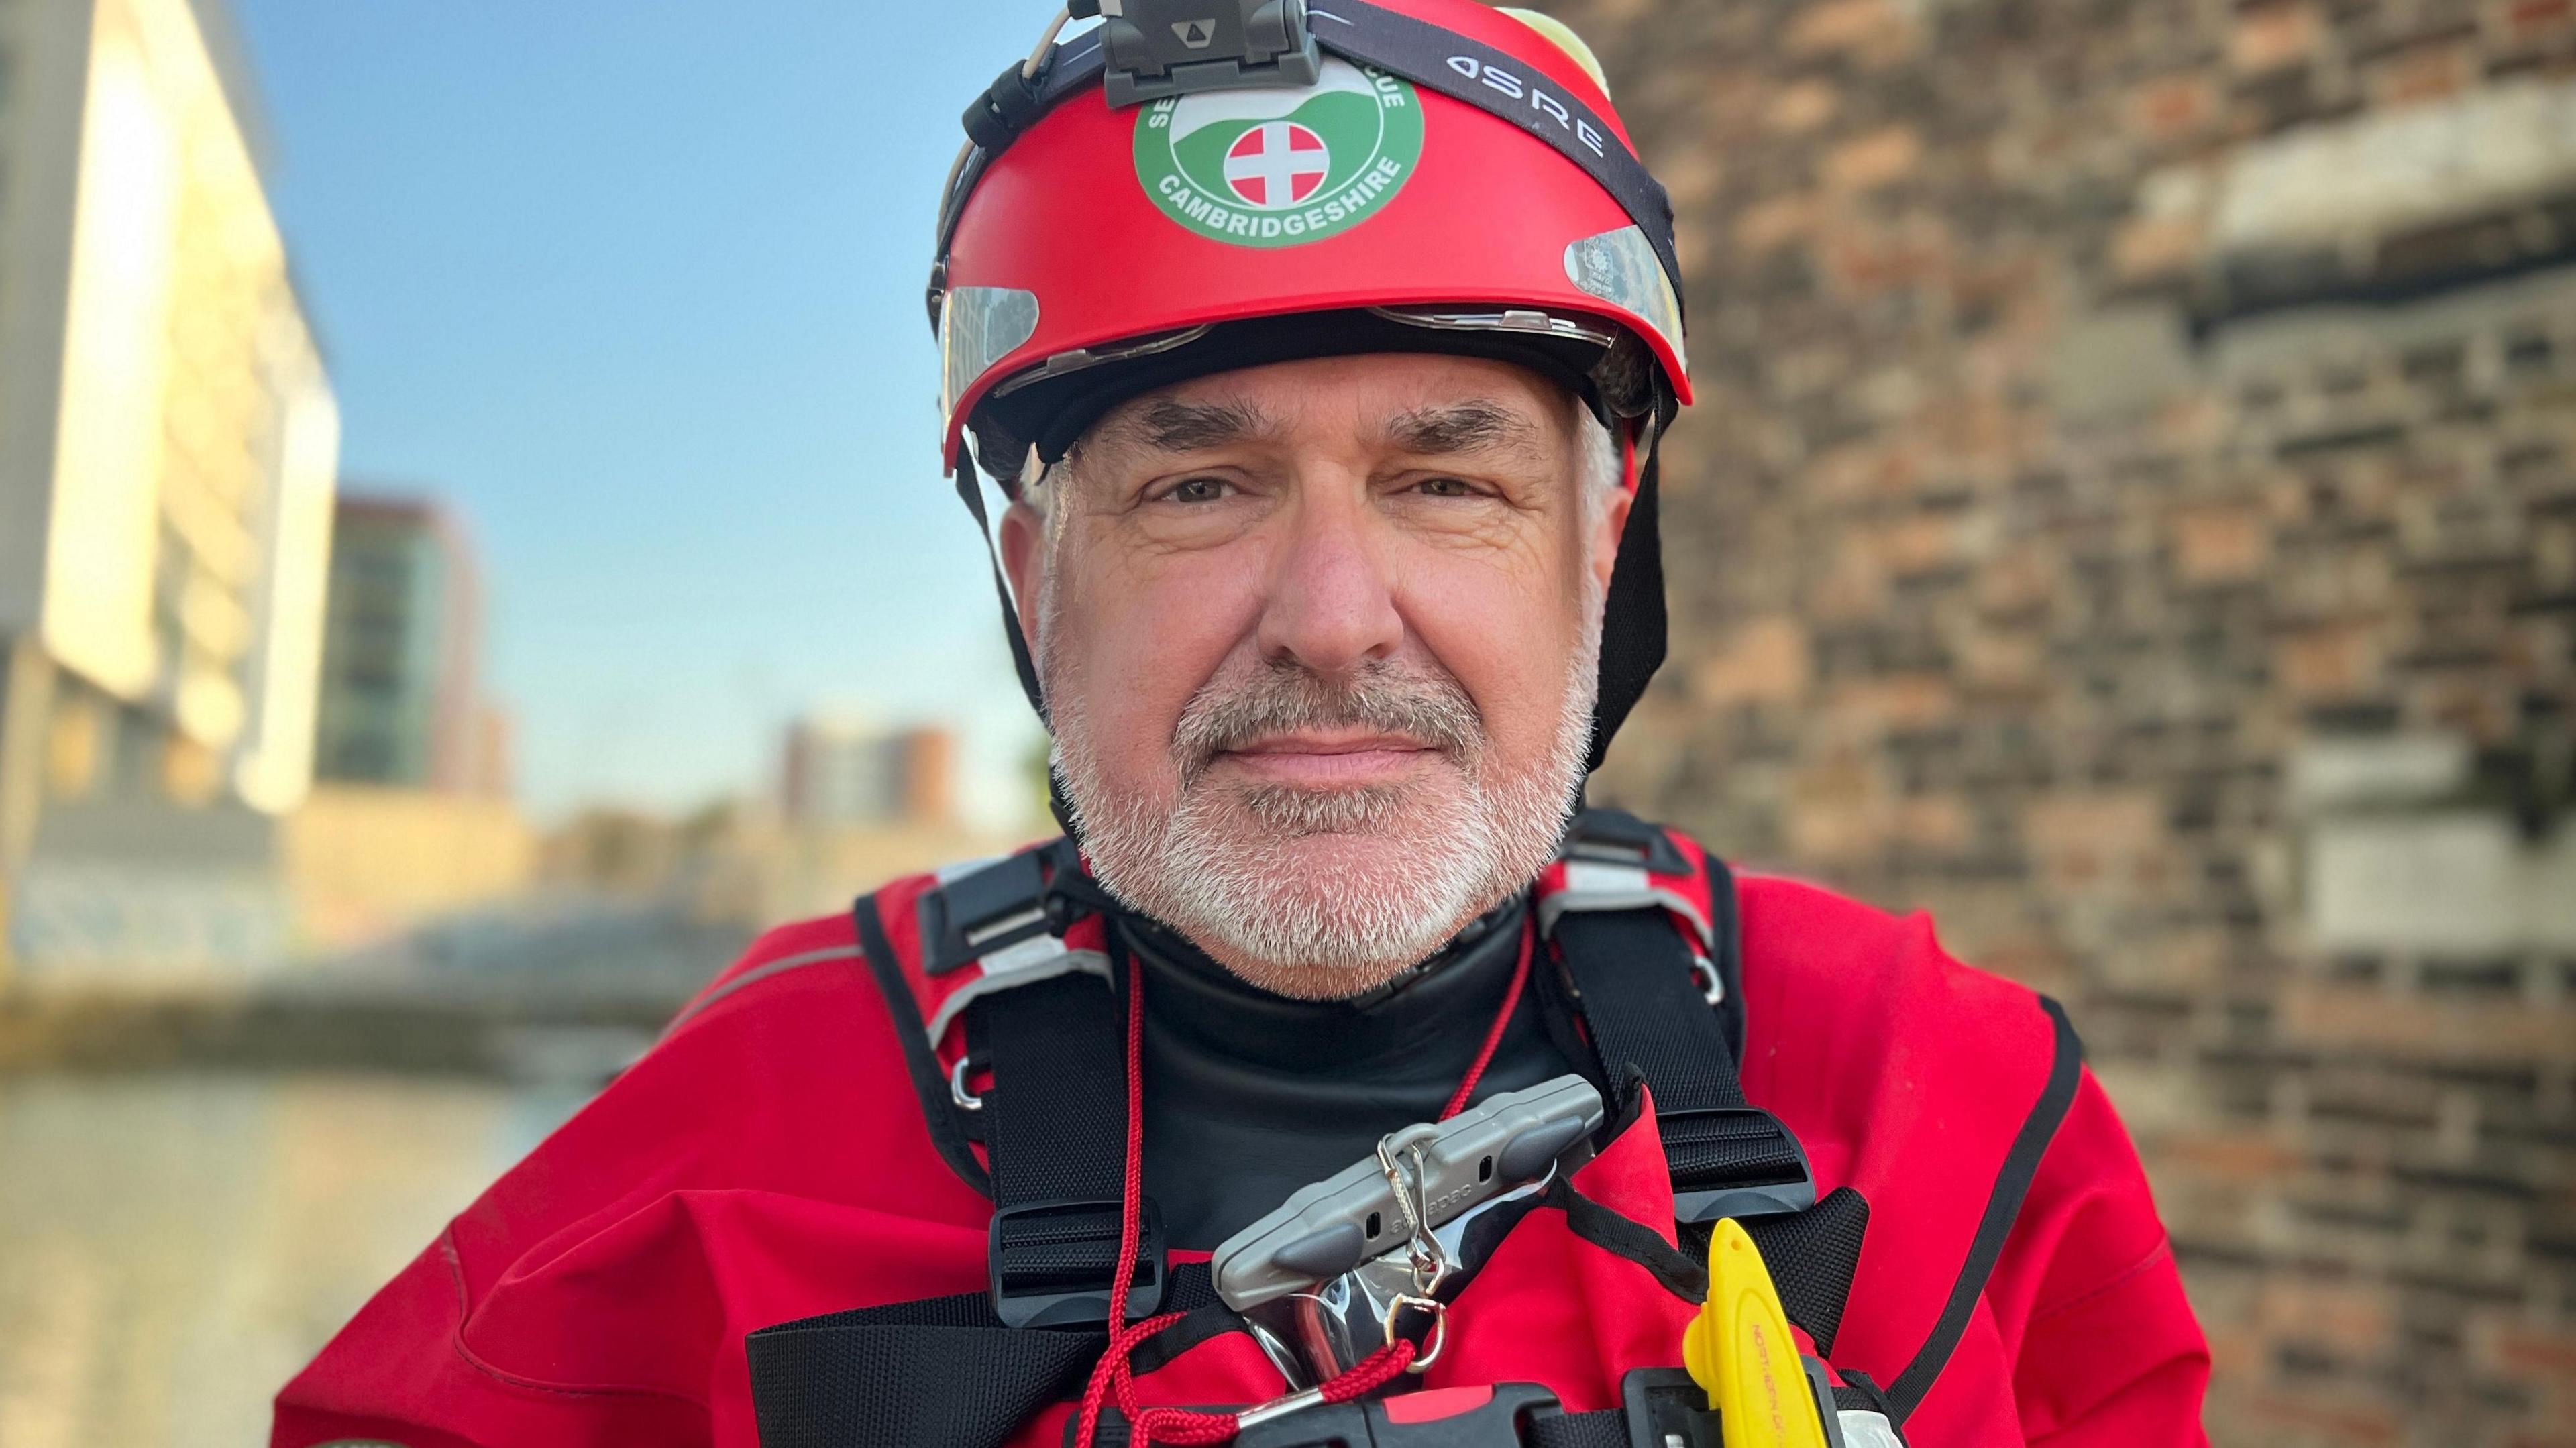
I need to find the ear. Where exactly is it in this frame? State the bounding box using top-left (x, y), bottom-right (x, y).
top-left (1589, 433), bottom-right (1636, 599)
top-left (998, 497), bottom-right (1049, 649)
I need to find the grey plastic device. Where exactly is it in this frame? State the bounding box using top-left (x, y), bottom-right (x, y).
top-left (1211, 1073), bottom-right (1605, 1313)
top-left (1091, 0), bottom-right (1323, 108)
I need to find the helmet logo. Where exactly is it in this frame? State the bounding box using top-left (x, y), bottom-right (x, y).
top-left (1134, 57), bottom-right (1423, 247)
top-left (1224, 123), bottom-right (1329, 207)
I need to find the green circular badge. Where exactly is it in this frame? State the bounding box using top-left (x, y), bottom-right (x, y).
top-left (1134, 58), bottom-right (1424, 247)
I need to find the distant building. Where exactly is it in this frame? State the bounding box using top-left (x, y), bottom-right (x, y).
top-left (780, 718), bottom-right (954, 830)
top-left (312, 495), bottom-right (502, 795)
top-left (0, 0), bottom-right (339, 982)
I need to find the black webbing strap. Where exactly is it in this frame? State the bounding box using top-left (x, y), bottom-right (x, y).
top-left (977, 964), bottom-right (1166, 1327)
top-left (952, 468), bottom-right (1049, 720)
top-left (1739, 1188), bottom-right (1870, 1358)
top-left (1550, 1177), bottom-right (1870, 1358)
top-left (1589, 438), bottom-right (1668, 772)
top-left (1306, 1), bottom-right (1682, 302)
top-left (1552, 908), bottom-right (1814, 1225)
top-left (747, 1267), bottom-right (1224, 1448)
top-left (1526, 1413), bottom-right (1630, 1448)
top-left (1882, 998), bottom-right (2084, 1423)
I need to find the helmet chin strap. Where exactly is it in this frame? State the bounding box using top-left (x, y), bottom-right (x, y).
top-left (1587, 411), bottom-right (1668, 775)
top-left (953, 464), bottom-right (1050, 727)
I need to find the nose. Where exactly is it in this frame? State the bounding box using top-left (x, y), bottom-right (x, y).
top-left (1254, 482), bottom-right (1403, 681)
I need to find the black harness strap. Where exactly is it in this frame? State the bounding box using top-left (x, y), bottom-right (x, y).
top-left (1882, 997), bottom-right (2085, 1423)
top-left (1739, 1188), bottom-right (1870, 1359)
top-left (1548, 818), bottom-right (1814, 1226)
top-left (977, 967), bottom-right (1167, 1328)
top-left (749, 1303), bottom-right (1094, 1448)
top-left (1550, 1174), bottom-right (1870, 1360)
top-left (747, 1266), bottom-right (1224, 1448)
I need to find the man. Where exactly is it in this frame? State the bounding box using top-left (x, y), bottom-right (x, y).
top-left (276, 4), bottom-right (2210, 1446)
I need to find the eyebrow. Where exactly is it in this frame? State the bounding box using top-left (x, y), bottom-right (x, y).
top-left (1106, 397), bottom-right (1281, 455)
top-left (1377, 400), bottom-right (1546, 463)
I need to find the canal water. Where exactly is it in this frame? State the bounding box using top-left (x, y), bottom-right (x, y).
top-left (0, 1071), bottom-right (590, 1448)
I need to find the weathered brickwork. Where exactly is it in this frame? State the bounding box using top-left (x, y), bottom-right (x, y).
top-left (1542, 0), bottom-right (2576, 1442)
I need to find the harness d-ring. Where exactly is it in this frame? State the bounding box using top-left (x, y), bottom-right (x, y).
top-left (1379, 1292), bottom-right (1450, 1372)
top-left (1690, 953), bottom-right (1725, 1006)
top-left (950, 1056), bottom-right (984, 1112)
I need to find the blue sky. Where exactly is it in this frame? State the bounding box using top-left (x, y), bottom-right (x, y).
top-left (231, 1), bottom-right (1057, 824)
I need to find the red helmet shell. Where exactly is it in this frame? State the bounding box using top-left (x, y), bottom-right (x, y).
top-left (937, 0), bottom-right (1691, 471)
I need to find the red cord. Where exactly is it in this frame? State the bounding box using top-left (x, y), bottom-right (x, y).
top-left (1072, 924), bottom-right (1533, 1447)
top-left (1441, 916), bottom-right (1533, 1121)
top-left (1072, 972), bottom-right (1155, 1448)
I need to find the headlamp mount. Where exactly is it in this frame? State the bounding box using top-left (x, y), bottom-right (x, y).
top-left (1071, 0), bottom-right (1323, 107)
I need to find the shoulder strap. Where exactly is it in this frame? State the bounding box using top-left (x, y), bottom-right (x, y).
top-left (855, 844), bottom-right (1165, 1331)
top-left (1540, 809), bottom-right (1817, 1225)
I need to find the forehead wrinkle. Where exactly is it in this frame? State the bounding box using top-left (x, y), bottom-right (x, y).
top-left (1376, 399), bottom-right (1548, 465)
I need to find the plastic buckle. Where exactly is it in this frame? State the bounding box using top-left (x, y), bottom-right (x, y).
top-left (1660, 1105), bottom-right (1819, 1225)
top-left (1540, 811), bottom-right (1713, 950)
top-left (989, 1196), bottom-right (1167, 1329)
top-left (1226, 1383), bottom-right (1564, 1447)
top-left (922, 850), bottom-right (1054, 976)
top-left (1563, 808), bottom-right (1691, 877)
top-left (1621, 1368), bottom-right (1722, 1448)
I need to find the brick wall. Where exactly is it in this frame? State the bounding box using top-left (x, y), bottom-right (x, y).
top-left (1543, 0), bottom-right (2576, 1442)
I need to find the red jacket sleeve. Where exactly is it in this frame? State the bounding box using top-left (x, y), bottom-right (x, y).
top-left (1986, 1068), bottom-right (2212, 1445)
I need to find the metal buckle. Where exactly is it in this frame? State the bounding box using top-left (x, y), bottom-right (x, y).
top-left (1659, 1105), bottom-right (1819, 1225)
top-left (987, 1196), bottom-right (1167, 1329)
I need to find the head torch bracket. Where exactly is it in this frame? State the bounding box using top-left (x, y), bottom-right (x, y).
top-left (1077, 0), bottom-right (1323, 107)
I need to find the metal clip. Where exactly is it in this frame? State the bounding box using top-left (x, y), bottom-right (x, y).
top-left (1372, 1125), bottom-right (1453, 1372)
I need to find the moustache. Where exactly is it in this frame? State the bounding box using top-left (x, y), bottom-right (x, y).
top-left (1173, 659), bottom-right (1485, 781)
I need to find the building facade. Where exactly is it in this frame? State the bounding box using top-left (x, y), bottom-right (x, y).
top-left (1545, 0), bottom-right (2576, 1441)
top-left (780, 716), bottom-right (955, 830)
top-left (0, 0), bottom-right (339, 983)
top-left (311, 494), bottom-right (493, 794)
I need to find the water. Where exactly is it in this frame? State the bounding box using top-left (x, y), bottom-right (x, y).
top-left (0, 1071), bottom-right (588, 1448)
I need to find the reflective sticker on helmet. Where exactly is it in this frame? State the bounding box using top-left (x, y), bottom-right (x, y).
top-left (1132, 58), bottom-right (1423, 248)
top-left (1565, 225), bottom-right (1688, 376)
top-left (940, 285), bottom-right (1041, 424)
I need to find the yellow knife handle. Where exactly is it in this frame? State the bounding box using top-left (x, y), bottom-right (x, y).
top-left (1682, 1219), bottom-right (1831, 1448)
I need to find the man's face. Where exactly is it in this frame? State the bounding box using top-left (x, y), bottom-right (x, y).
top-left (999, 352), bottom-right (1630, 999)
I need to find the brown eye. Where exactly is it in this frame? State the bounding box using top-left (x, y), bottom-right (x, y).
top-left (1164, 476), bottom-right (1230, 503)
top-left (1418, 476), bottom-right (1476, 497)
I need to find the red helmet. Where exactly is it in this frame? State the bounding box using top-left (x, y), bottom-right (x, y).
top-left (932, 0), bottom-right (1689, 484)
top-left (930, 0), bottom-right (1688, 767)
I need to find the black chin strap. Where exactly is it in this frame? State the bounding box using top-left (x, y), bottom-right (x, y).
top-left (1587, 421), bottom-right (1668, 773)
top-left (955, 467), bottom-right (1049, 724)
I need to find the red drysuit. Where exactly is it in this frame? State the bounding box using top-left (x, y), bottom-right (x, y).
top-left (274, 855), bottom-right (2210, 1447)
